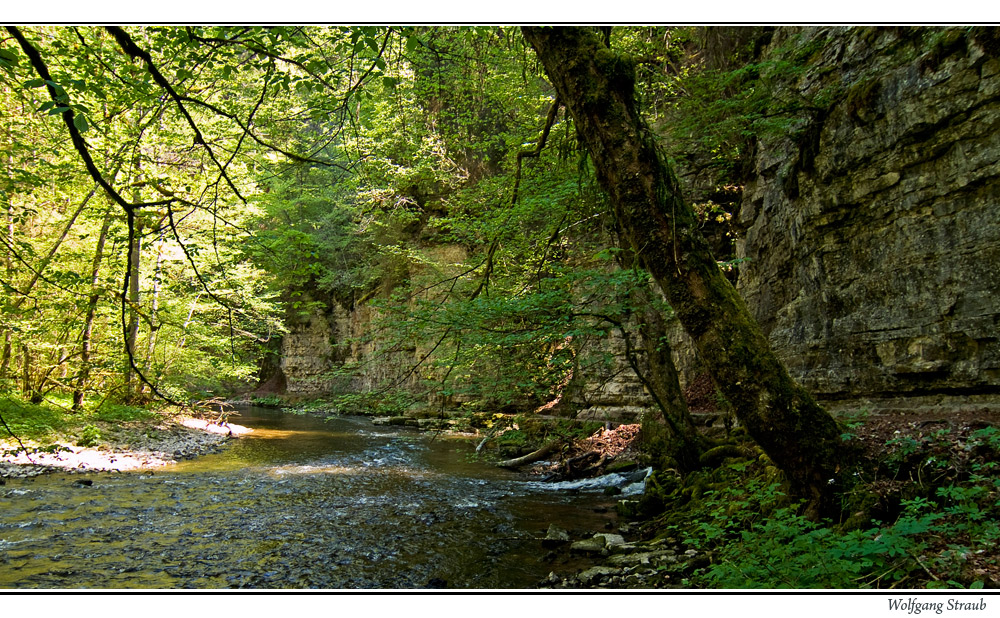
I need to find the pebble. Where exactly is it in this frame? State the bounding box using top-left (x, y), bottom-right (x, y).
top-left (0, 417), bottom-right (246, 478)
top-left (540, 522), bottom-right (707, 589)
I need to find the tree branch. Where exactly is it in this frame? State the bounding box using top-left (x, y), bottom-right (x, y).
top-left (6, 26), bottom-right (173, 215)
top-left (105, 26), bottom-right (248, 205)
top-left (512, 96), bottom-right (561, 205)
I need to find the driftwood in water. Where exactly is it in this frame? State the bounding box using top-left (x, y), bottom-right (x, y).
top-left (496, 440), bottom-right (562, 469)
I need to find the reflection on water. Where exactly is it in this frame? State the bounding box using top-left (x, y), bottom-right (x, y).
top-left (0, 408), bottom-right (616, 589)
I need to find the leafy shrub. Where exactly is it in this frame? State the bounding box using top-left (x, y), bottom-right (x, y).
top-left (677, 423), bottom-right (1000, 589)
top-left (76, 424), bottom-right (102, 447)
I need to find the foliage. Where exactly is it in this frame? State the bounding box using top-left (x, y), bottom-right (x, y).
top-left (0, 26), bottom-right (699, 419)
top-left (0, 394), bottom-right (68, 439)
top-left (650, 418), bottom-right (1000, 589)
top-left (0, 391), bottom-right (167, 445)
top-left (329, 391), bottom-right (417, 417)
top-left (75, 423), bottom-right (101, 447)
top-left (91, 403), bottom-right (158, 423)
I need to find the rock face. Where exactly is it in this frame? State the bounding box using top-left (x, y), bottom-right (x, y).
top-left (739, 27), bottom-right (1000, 404)
top-left (279, 310), bottom-right (338, 395)
top-left (272, 27), bottom-right (1000, 414)
top-left (277, 301), bottom-right (421, 396)
top-left (273, 245), bottom-right (469, 397)
top-left (563, 318), bottom-right (700, 423)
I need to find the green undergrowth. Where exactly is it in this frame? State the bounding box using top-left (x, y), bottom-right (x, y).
top-left (628, 420), bottom-right (1000, 588)
top-left (248, 394), bottom-right (286, 408)
top-left (0, 392), bottom-right (160, 451)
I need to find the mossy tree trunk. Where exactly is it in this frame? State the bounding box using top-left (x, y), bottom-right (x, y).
top-left (616, 245), bottom-right (707, 471)
top-left (523, 26), bottom-right (847, 517)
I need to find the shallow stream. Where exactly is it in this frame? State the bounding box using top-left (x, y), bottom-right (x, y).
top-left (0, 407), bottom-right (617, 589)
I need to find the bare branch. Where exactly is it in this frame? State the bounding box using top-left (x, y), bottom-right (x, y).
top-left (512, 96), bottom-right (561, 205)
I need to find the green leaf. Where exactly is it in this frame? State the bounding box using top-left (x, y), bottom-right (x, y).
top-left (73, 114), bottom-right (89, 132)
top-left (24, 78), bottom-right (46, 88)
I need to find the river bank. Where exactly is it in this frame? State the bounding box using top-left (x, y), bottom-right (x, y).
top-left (0, 416), bottom-right (250, 479)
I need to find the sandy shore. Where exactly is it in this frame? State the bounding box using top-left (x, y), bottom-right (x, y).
top-left (0, 417), bottom-right (252, 478)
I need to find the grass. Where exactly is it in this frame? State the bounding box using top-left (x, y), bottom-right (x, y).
top-left (0, 392), bottom-right (161, 449)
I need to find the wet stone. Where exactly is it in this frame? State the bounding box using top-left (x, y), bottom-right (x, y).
top-left (607, 549), bottom-right (676, 567)
top-left (577, 566), bottom-right (621, 586)
top-left (542, 524), bottom-right (570, 548)
top-left (594, 533), bottom-right (625, 549)
top-left (570, 536), bottom-right (606, 554)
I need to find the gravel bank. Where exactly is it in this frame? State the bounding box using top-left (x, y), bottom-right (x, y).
top-left (0, 417), bottom-right (251, 479)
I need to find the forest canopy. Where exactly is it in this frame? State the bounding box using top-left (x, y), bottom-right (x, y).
top-left (0, 26), bottom-right (711, 407)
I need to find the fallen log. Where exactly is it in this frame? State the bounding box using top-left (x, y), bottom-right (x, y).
top-left (496, 440), bottom-right (562, 469)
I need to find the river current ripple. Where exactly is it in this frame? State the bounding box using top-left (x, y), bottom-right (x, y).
top-left (0, 408), bottom-right (615, 589)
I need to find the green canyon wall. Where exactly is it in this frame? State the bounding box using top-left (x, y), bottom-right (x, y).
top-left (269, 27), bottom-right (1000, 417)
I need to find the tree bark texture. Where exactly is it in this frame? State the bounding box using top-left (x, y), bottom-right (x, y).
top-left (1, 192), bottom-right (12, 378)
top-left (73, 210), bottom-right (112, 411)
top-left (2, 136), bottom-right (14, 378)
top-left (522, 26), bottom-right (847, 516)
top-left (141, 237), bottom-right (166, 393)
top-left (125, 156), bottom-right (144, 402)
top-left (614, 246), bottom-right (706, 471)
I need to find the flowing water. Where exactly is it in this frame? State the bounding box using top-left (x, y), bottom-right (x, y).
top-left (0, 407), bottom-right (618, 589)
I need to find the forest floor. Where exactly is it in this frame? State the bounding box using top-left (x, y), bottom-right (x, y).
top-left (536, 405), bottom-right (1000, 589)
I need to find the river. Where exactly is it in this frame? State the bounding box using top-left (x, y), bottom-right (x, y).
top-left (0, 407), bottom-right (618, 589)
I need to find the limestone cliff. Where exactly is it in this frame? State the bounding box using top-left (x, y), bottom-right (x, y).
top-left (739, 26), bottom-right (1000, 407)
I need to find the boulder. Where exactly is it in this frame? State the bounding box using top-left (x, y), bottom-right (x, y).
top-left (570, 535), bottom-right (607, 554)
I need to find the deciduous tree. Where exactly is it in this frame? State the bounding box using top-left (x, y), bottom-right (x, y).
top-left (522, 25), bottom-right (848, 517)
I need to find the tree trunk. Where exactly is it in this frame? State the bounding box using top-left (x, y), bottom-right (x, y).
top-left (142, 236), bottom-right (165, 389)
top-left (1, 192), bottom-right (12, 378)
top-left (73, 209), bottom-right (112, 411)
top-left (21, 344), bottom-right (41, 403)
top-left (636, 284), bottom-right (707, 458)
top-left (13, 186), bottom-right (96, 306)
top-left (1, 135), bottom-right (14, 378)
top-left (614, 247), bottom-right (706, 471)
top-left (125, 157), bottom-right (143, 403)
top-left (523, 26), bottom-right (847, 517)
